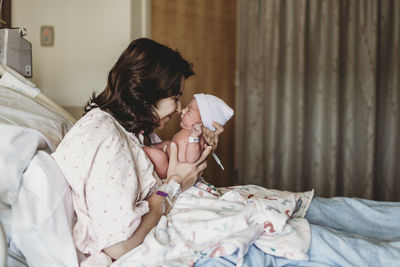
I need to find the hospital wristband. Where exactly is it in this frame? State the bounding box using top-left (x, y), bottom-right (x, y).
top-left (188, 136), bottom-right (200, 143)
top-left (156, 180), bottom-right (181, 213)
top-left (156, 190), bottom-right (173, 207)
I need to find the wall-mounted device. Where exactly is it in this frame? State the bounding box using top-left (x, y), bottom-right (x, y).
top-left (0, 28), bottom-right (32, 78)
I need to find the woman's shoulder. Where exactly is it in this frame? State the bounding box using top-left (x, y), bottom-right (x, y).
top-left (73, 108), bottom-right (120, 133)
top-left (61, 108), bottom-right (135, 146)
top-left (77, 108), bottom-right (112, 126)
top-left (53, 108), bottom-right (143, 158)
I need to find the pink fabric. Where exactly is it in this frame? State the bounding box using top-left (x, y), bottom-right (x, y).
top-left (52, 108), bottom-right (160, 266)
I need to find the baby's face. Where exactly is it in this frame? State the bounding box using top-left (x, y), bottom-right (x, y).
top-left (180, 98), bottom-right (202, 129)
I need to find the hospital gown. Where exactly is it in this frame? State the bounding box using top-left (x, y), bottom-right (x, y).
top-left (52, 108), bottom-right (162, 266)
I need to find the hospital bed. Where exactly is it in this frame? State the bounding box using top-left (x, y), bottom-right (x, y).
top-left (0, 65), bottom-right (80, 267)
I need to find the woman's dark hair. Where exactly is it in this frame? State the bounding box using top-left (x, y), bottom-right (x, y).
top-left (84, 38), bottom-right (194, 135)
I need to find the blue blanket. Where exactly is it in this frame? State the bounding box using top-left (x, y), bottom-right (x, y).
top-left (195, 197), bottom-right (400, 267)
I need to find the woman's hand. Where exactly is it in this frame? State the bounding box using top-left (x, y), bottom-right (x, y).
top-left (166, 142), bottom-right (212, 191)
top-left (202, 122), bottom-right (224, 151)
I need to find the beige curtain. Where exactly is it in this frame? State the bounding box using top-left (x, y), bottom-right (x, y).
top-left (237, 0), bottom-right (400, 201)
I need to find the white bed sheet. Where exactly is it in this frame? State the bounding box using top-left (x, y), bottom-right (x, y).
top-left (11, 150), bottom-right (78, 267)
top-left (0, 84), bottom-right (79, 266)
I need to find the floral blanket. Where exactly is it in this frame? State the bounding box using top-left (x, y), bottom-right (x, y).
top-left (112, 181), bottom-right (314, 267)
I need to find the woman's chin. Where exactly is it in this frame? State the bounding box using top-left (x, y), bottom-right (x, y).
top-left (158, 117), bottom-right (171, 129)
top-left (158, 123), bottom-right (165, 130)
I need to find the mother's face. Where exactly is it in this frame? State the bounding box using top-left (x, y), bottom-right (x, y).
top-left (154, 77), bottom-right (185, 129)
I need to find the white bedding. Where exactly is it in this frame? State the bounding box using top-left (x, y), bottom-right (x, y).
top-left (11, 150), bottom-right (78, 267)
top-left (0, 84), bottom-right (78, 267)
top-left (113, 183), bottom-right (313, 267)
top-left (0, 86), bottom-right (72, 151)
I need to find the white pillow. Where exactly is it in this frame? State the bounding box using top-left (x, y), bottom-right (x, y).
top-left (0, 83), bottom-right (73, 224)
top-left (0, 85), bottom-right (72, 151)
top-left (11, 150), bottom-right (79, 267)
top-left (0, 85), bottom-right (76, 266)
top-left (0, 125), bottom-right (49, 206)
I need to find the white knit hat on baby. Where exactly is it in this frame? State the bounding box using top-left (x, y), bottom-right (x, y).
top-left (193, 93), bottom-right (234, 131)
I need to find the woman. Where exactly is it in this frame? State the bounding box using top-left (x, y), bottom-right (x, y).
top-left (52, 38), bottom-right (221, 266)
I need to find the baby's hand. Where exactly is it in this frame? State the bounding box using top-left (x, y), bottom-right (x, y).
top-left (191, 123), bottom-right (203, 137)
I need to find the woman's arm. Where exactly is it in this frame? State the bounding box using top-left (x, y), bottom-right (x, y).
top-left (103, 143), bottom-right (212, 260)
top-left (102, 192), bottom-right (166, 259)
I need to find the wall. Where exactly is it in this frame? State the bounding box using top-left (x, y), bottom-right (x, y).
top-left (151, 0), bottom-right (236, 187)
top-left (11, 0), bottom-right (148, 118)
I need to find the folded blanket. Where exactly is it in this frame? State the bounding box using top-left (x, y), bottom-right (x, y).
top-left (112, 181), bottom-right (313, 267)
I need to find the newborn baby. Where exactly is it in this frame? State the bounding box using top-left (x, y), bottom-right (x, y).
top-left (143, 93), bottom-right (234, 179)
